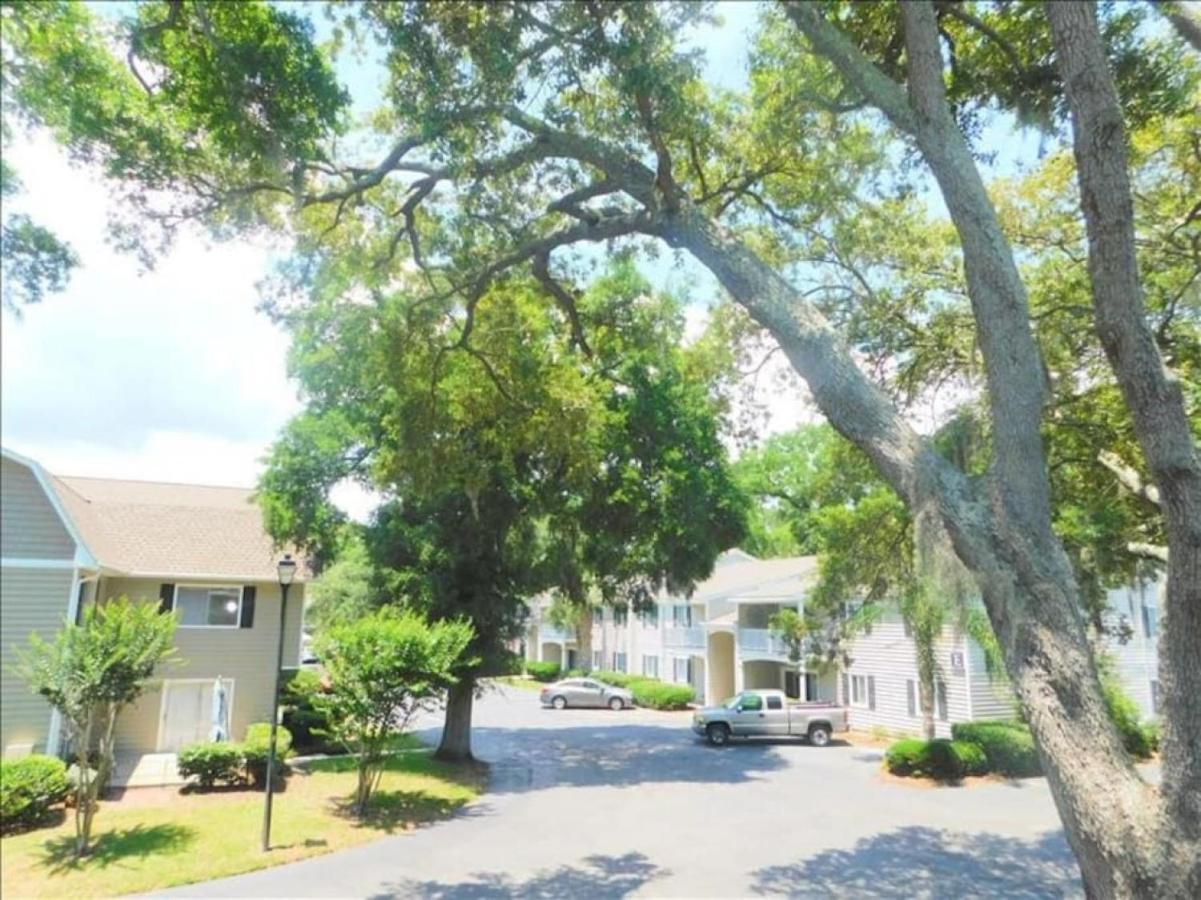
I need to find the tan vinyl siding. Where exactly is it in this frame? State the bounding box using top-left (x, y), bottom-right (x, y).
top-left (841, 610), bottom-right (971, 739)
top-left (1, 458), bottom-right (75, 560)
top-left (95, 577), bottom-right (305, 753)
top-left (1, 566), bottom-right (74, 753)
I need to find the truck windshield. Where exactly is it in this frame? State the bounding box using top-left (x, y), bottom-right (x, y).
top-left (723, 695), bottom-right (743, 709)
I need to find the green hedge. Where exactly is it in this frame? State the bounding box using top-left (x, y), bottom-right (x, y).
top-left (591, 670), bottom-right (649, 689)
top-left (282, 669), bottom-right (336, 753)
top-left (525, 661), bottom-right (561, 682)
top-left (951, 721), bottom-right (1042, 777)
top-left (0, 755), bottom-right (69, 832)
top-left (1102, 677), bottom-right (1155, 760)
top-left (884, 739), bottom-right (985, 780)
top-left (243, 723), bottom-right (293, 788)
top-left (630, 681), bottom-right (694, 710)
top-left (178, 742), bottom-right (245, 788)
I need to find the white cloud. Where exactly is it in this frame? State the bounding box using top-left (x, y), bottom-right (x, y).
top-left (2, 133), bottom-right (297, 488)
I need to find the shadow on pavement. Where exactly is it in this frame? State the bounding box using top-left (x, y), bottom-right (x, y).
top-left (369, 851), bottom-right (664, 899)
top-left (420, 724), bottom-right (790, 793)
top-left (750, 826), bottom-right (1079, 898)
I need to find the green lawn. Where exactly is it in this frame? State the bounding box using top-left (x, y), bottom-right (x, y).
top-left (492, 675), bottom-right (545, 692)
top-left (1, 745), bottom-right (482, 899)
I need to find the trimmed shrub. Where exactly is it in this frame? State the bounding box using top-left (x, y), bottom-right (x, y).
top-left (884, 739), bottom-right (927, 776)
top-left (525, 661), bottom-right (561, 682)
top-left (591, 670), bottom-right (648, 688)
top-left (177, 742), bottom-right (244, 788)
top-left (884, 739), bottom-right (985, 780)
top-left (282, 669), bottom-right (335, 753)
top-left (1101, 677), bottom-right (1154, 760)
top-left (0, 755), bottom-right (69, 831)
top-left (1142, 720), bottom-right (1160, 755)
top-left (952, 721), bottom-right (1041, 777)
top-left (630, 681), bottom-right (694, 710)
top-left (242, 723), bottom-right (293, 787)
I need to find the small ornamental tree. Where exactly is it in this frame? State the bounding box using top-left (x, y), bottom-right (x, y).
top-left (18, 597), bottom-right (176, 857)
top-left (314, 610), bottom-right (473, 816)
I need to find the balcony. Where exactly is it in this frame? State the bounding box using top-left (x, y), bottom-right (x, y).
top-left (539, 624), bottom-right (576, 643)
top-left (738, 628), bottom-right (790, 659)
top-left (664, 625), bottom-right (705, 650)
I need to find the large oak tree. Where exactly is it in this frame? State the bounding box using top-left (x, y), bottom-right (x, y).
top-left (3, 1), bottom-right (1197, 892)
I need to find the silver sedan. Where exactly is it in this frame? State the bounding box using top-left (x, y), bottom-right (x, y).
top-left (540, 678), bottom-right (634, 710)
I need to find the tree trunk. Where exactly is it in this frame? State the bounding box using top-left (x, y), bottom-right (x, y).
top-left (435, 675), bottom-right (475, 763)
top-left (914, 638), bottom-right (937, 742)
top-left (577, 607), bottom-right (593, 673)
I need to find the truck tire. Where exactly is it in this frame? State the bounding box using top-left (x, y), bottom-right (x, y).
top-left (552, 695), bottom-right (568, 710)
top-left (707, 723), bottom-right (731, 746)
top-left (808, 723), bottom-right (831, 747)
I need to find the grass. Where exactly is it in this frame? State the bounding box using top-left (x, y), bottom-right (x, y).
top-left (1, 741), bottom-right (481, 899)
top-left (492, 675), bottom-right (545, 692)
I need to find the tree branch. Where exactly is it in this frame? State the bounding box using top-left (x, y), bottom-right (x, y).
top-left (1097, 451), bottom-right (1162, 507)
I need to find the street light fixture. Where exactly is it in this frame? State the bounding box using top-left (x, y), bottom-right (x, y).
top-left (262, 553), bottom-right (297, 852)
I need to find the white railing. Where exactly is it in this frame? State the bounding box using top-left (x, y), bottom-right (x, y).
top-left (540, 625), bottom-right (576, 643)
top-left (664, 625), bottom-right (706, 649)
top-left (738, 628), bottom-right (790, 658)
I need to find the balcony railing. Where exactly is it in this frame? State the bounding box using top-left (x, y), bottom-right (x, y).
top-left (539, 624), bottom-right (576, 643)
top-left (738, 628), bottom-right (791, 658)
top-left (664, 625), bottom-right (706, 649)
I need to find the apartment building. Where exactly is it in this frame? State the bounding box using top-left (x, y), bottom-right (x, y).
top-left (525, 548), bottom-right (1164, 735)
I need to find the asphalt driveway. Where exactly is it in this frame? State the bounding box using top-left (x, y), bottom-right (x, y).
top-left (163, 684), bottom-right (1081, 898)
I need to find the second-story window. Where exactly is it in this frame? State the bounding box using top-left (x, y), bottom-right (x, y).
top-left (672, 604), bottom-right (692, 627)
top-left (176, 586), bottom-right (243, 628)
top-left (614, 605), bottom-right (628, 626)
top-left (639, 605), bottom-right (659, 627)
top-left (592, 608), bottom-right (603, 626)
top-left (1141, 597), bottom-right (1159, 638)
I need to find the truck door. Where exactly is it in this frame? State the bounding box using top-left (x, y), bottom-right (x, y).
top-left (731, 692), bottom-right (768, 735)
top-left (763, 693), bottom-right (790, 736)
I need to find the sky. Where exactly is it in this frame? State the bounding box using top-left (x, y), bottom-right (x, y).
top-left (0, 1), bottom-right (1029, 516)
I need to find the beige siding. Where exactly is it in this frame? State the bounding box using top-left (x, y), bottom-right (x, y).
top-left (1, 458), bottom-right (74, 560)
top-left (1, 566), bottom-right (74, 753)
top-left (842, 610), bottom-right (972, 739)
top-left (95, 577), bottom-right (305, 753)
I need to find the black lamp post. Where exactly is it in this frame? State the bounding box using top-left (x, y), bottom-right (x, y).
top-left (262, 553), bottom-right (297, 852)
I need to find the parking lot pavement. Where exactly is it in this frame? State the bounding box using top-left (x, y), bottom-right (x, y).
top-left (163, 684), bottom-right (1082, 898)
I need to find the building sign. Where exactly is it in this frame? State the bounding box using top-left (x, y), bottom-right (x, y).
top-left (950, 650), bottom-right (966, 676)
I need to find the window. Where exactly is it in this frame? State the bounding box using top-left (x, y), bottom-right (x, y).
top-left (1141, 599), bottom-right (1159, 638)
top-left (906, 680), bottom-right (917, 717)
top-left (176, 586), bottom-right (242, 628)
top-left (614, 605), bottom-right (628, 626)
top-left (592, 608), bottom-right (603, 626)
top-left (850, 674), bottom-right (868, 708)
top-left (766, 695), bottom-right (783, 710)
top-left (672, 604), bottom-right (692, 627)
top-left (936, 680), bottom-right (948, 721)
top-left (592, 650), bottom-right (604, 669)
top-left (639, 605), bottom-right (659, 628)
top-left (739, 692), bottom-right (763, 711)
top-left (582, 680), bottom-right (602, 691)
top-left (641, 655), bottom-right (659, 678)
top-left (614, 652), bottom-right (628, 673)
top-left (1151, 680), bottom-right (1161, 715)
top-left (672, 657), bottom-right (691, 684)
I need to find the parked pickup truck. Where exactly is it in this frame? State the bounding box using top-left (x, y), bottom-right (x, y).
top-left (692, 690), bottom-right (849, 747)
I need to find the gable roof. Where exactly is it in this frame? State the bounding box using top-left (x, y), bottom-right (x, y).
top-left (43, 470), bottom-right (302, 583)
top-left (689, 554), bottom-right (818, 603)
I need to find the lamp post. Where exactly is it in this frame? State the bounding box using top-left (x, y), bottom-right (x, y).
top-left (262, 553), bottom-right (297, 852)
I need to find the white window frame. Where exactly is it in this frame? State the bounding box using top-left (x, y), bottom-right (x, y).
top-left (614, 605), bottom-right (628, 627)
top-left (850, 674), bottom-right (869, 708)
top-left (642, 654), bottom-right (659, 678)
top-left (672, 656), bottom-right (690, 684)
top-left (614, 651), bottom-right (628, 673)
top-left (592, 650), bottom-right (604, 669)
top-left (174, 584), bottom-right (245, 630)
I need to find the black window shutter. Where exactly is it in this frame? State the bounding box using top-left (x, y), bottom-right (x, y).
top-left (240, 586), bottom-right (256, 628)
top-left (159, 583), bottom-right (175, 615)
top-left (868, 675), bottom-right (877, 711)
top-left (841, 673), bottom-right (850, 705)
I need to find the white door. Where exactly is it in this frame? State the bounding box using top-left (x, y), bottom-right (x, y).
top-left (159, 681), bottom-right (232, 751)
